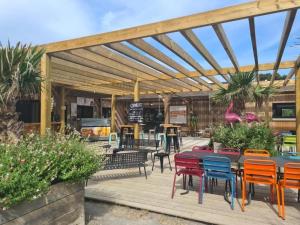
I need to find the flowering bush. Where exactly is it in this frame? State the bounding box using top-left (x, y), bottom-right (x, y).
top-left (212, 123), bottom-right (275, 152)
top-left (0, 132), bottom-right (101, 209)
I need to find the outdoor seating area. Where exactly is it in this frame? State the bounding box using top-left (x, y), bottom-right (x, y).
top-left (1, 1), bottom-right (300, 225)
top-left (86, 137), bottom-right (300, 224)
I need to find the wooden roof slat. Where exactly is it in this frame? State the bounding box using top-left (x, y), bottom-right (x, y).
top-left (248, 17), bottom-right (259, 82)
top-left (88, 45), bottom-right (169, 80)
top-left (87, 45), bottom-right (184, 92)
top-left (51, 57), bottom-right (131, 83)
top-left (153, 34), bottom-right (224, 87)
top-left (51, 79), bottom-right (130, 95)
top-left (270, 9), bottom-right (297, 84)
top-left (283, 56), bottom-right (300, 86)
top-left (42, 0), bottom-right (300, 53)
top-left (213, 24), bottom-right (239, 74)
top-left (51, 52), bottom-right (138, 81)
top-left (128, 38), bottom-right (211, 90)
top-left (70, 49), bottom-right (156, 81)
top-left (181, 29), bottom-right (224, 75)
top-left (106, 42), bottom-right (194, 91)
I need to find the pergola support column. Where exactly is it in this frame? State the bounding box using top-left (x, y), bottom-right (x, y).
top-left (296, 67), bottom-right (300, 152)
top-left (163, 95), bottom-right (171, 124)
top-left (134, 80), bottom-right (140, 139)
top-left (111, 94), bottom-right (116, 132)
top-left (59, 87), bottom-right (66, 133)
top-left (40, 54), bottom-right (52, 136)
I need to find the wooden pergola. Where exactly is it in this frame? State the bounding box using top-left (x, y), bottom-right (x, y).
top-left (40, 0), bottom-right (300, 150)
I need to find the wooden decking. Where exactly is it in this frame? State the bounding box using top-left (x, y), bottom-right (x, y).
top-left (85, 137), bottom-right (300, 225)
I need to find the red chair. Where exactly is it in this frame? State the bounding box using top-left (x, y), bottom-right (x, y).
top-left (171, 154), bottom-right (204, 203)
top-left (192, 145), bottom-right (213, 153)
top-left (278, 163), bottom-right (300, 219)
top-left (219, 148), bottom-right (240, 196)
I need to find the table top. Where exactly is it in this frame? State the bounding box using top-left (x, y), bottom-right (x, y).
top-left (120, 125), bottom-right (134, 128)
top-left (177, 151), bottom-right (300, 168)
top-left (177, 151), bottom-right (240, 164)
top-left (238, 155), bottom-right (300, 168)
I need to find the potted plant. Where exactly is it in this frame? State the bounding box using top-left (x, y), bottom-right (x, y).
top-left (0, 132), bottom-right (101, 225)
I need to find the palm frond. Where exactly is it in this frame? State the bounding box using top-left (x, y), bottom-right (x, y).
top-left (0, 42), bottom-right (44, 109)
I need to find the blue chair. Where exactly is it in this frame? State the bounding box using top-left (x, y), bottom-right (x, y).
top-left (203, 155), bottom-right (236, 209)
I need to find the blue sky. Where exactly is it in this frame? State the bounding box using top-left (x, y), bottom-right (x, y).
top-left (0, 0), bottom-right (299, 73)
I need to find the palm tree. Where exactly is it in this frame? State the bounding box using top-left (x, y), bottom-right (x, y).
top-left (212, 71), bottom-right (276, 116)
top-left (0, 42), bottom-right (44, 143)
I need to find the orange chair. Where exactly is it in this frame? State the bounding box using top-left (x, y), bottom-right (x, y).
top-left (244, 149), bottom-right (270, 157)
top-left (278, 163), bottom-right (300, 219)
top-left (242, 159), bottom-right (280, 217)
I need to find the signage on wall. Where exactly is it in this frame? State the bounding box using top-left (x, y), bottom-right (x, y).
top-left (128, 102), bottom-right (143, 123)
top-left (77, 97), bottom-right (94, 106)
top-left (169, 105), bottom-right (187, 124)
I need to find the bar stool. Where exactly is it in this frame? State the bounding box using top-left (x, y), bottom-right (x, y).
top-left (125, 132), bottom-right (134, 149)
top-left (108, 132), bottom-right (119, 146)
top-left (166, 133), bottom-right (180, 153)
top-left (148, 129), bottom-right (156, 140)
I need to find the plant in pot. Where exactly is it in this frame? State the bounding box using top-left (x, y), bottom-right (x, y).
top-left (0, 132), bottom-right (102, 224)
top-left (0, 42), bottom-right (102, 224)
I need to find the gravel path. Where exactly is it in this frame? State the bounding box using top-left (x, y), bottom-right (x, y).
top-left (85, 200), bottom-right (208, 225)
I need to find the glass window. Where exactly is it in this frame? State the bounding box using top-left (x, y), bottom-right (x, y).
top-left (272, 103), bottom-right (295, 118)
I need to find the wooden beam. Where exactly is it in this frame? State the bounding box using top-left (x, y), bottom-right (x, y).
top-left (88, 45), bottom-right (184, 92)
top-left (59, 87), bottom-right (65, 133)
top-left (106, 42), bottom-right (194, 91)
top-left (51, 52), bottom-right (138, 81)
top-left (270, 9), bottom-right (297, 84)
top-left (283, 56), bottom-right (300, 86)
top-left (296, 66), bottom-right (300, 152)
top-left (51, 78), bottom-right (131, 95)
top-left (42, 0), bottom-right (300, 53)
top-left (153, 34), bottom-right (224, 87)
top-left (213, 24), bottom-right (239, 73)
top-left (128, 39), bottom-right (210, 89)
top-left (70, 49), bottom-right (158, 81)
top-left (111, 94), bottom-right (116, 132)
top-left (134, 80), bottom-right (140, 139)
top-left (51, 57), bottom-right (131, 83)
top-left (249, 17), bottom-right (259, 82)
top-left (40, 54), bottom-right (52, 136)
top-left (181, 29), bottom-right (224, 77)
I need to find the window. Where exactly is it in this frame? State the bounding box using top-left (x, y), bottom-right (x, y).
top-left (272, 103), bottom-right (295, 119)
top-left (77, 106), bottom-right (93, 118)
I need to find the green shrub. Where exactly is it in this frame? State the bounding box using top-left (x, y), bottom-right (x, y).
top-left (212, 123), bottom-right (275, 152)
top-left (0, 132), bottom-right (101, 209)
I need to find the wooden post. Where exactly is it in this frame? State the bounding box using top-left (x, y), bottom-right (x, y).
top-left (134, 80), bottom-right (140, 139)
top-left (296, 67), bottom-right (300, 152)
top-left (163, 95), bottom-right (171, 124)
top-left (40, 54), bottom-right (52, 136)
top-left (111, 94), bottom-right (116, 132)
top-left (59, 87), bottom-right (66, 133)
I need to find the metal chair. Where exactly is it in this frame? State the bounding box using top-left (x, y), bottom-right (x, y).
top-left (171, 154), bottom-right (204, 204)
top-left (203, 156), bottom-right (236, 209)
top-left (278, 162), bottom-right (300, 219)
top-left (282, 135), bottom-right (296, 154)
top-left (244, 149), bottom-right (270, 157)
top-left (218, 148), bottom-right (240, 197)
top-left (242, 159), bottom-right (280, 217)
